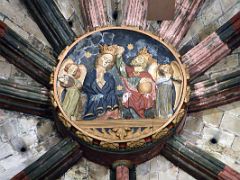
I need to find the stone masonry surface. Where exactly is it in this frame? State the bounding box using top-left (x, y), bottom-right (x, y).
top-left (0, 0), bottom-right (240, 179)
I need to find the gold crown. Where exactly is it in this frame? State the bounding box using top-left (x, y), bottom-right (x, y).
top-left (99, 45), bottom-right (117, 56)
top-left (138, 48), bottom-right (153, 60)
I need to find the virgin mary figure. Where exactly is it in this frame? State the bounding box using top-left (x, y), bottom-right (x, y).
top-left (82, 45), bottom-right (120, 120)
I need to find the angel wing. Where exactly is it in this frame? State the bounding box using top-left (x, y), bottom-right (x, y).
top-left (170, 61), bottom-right (183, 109)
top-left (147, 59), bottom-right (158, 81)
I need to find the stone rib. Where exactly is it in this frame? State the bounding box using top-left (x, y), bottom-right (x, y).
top-left (189, 68), bottom-right (240, 112)
top-left (121, 0), bottom-right (148, 29)
top-left (158, 0), bottom-right (205, 48)
top-left (182, 12), bottom-right (240, 80)
top-left (191, 69), bottom-right (240, 97)
top-left (103, 0), bottom-right (114, 25)
top-left (79, 0), bottom-right (108, 30)
top-left (158, 0), bottom-right (182, 37)
top-left (105, 0), bottom-right (126, 26)
top-left (0, 79), bottom-right (52, 117)
top-left (11, 138), bottom-right (82, 180)
top-left (189, 86), bottom-right (240, 112)
top-left (161, 136), bottom-right (240, 180)
top-left (0, 21), bottom-right (55, 88)
top-left (22, 0), bottom-right (76, 56)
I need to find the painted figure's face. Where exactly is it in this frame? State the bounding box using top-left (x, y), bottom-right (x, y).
top-left (159, 64), bottom-right (173, 76)
top-left (68, 64), bottom-right (79, 76)
top-left (131, 55), bottom-right (148, 68)
top-left (97, 54), bottom-right (114, 69)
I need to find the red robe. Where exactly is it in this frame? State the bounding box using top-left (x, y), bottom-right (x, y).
top-left (122, 66), bottom-right (156, 118)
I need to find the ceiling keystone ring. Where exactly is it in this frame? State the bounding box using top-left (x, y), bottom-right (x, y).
top-left (52, 27), bottom-right (189, 157)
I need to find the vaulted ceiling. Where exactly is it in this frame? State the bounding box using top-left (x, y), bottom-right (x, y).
top-left (0, 0), bottom-right (240, 179)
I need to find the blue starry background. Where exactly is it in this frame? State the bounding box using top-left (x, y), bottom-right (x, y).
top-left (65, 29), bottom-right (176, 95)
top-left (66, 29), bottom-right (175, 67)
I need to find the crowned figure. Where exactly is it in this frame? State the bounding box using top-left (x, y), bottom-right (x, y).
top-left (116, 48), bottom-right (156, 119)
top-left (82, 45), bottom-right (121, 120)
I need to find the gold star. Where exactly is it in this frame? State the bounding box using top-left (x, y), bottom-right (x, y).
top-left (85, 51), bottom-right (92, 58)
top-left (127, 44), bottom-right (134, 50)
top-left (117, 85), bottom-right (123, 91)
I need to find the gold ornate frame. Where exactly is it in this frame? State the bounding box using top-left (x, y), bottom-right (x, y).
top-left (51, 26), bottom-right (189, 148)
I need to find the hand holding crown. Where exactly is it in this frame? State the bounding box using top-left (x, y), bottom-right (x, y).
top-left (115, 46), bottom-right (125, 57)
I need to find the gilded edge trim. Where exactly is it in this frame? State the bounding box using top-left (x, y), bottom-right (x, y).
top-left (51, 26), bottom-right (190, 148)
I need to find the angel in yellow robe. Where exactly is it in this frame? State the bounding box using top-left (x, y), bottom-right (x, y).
top-left (59, 60), bottom-right (86, 120)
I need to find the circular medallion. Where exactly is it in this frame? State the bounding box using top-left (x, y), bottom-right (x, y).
top-left (52, 27), bottom-right (189, 165)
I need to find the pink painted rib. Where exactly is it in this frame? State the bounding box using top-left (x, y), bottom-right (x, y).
top-left (79, 0), bottom-right (107, 29)
top-left (182, 33), bottom-right (219, 65)
top-left (158, 0), bottom-right (205, 48)
top-left (133, 0), bottom-right (138, 26)
top-left (127, 0), bottom-right (134, 25)
top-left (189, 86), bottom-right (240, 112)
top-left (187, 35), bottom-right (224, 67)
top-left (141, 0), bottom-right (148, 29)
top-left (172, 0), bottom-right (204, 46)
top-left (135, 1), bottom-right (141, 26)
top-left (90, 1), bottom-right (98, 27)
top-left (162, 0), bottom-right (190, 40)
top-left (158, 0), bottom-right (182, 38)
top-left (182, 32), bottom-right (231, 79)
top-left (190, 45), bottom-right (230, 79)
top-left (122, 0), bottom-right (148, 28)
